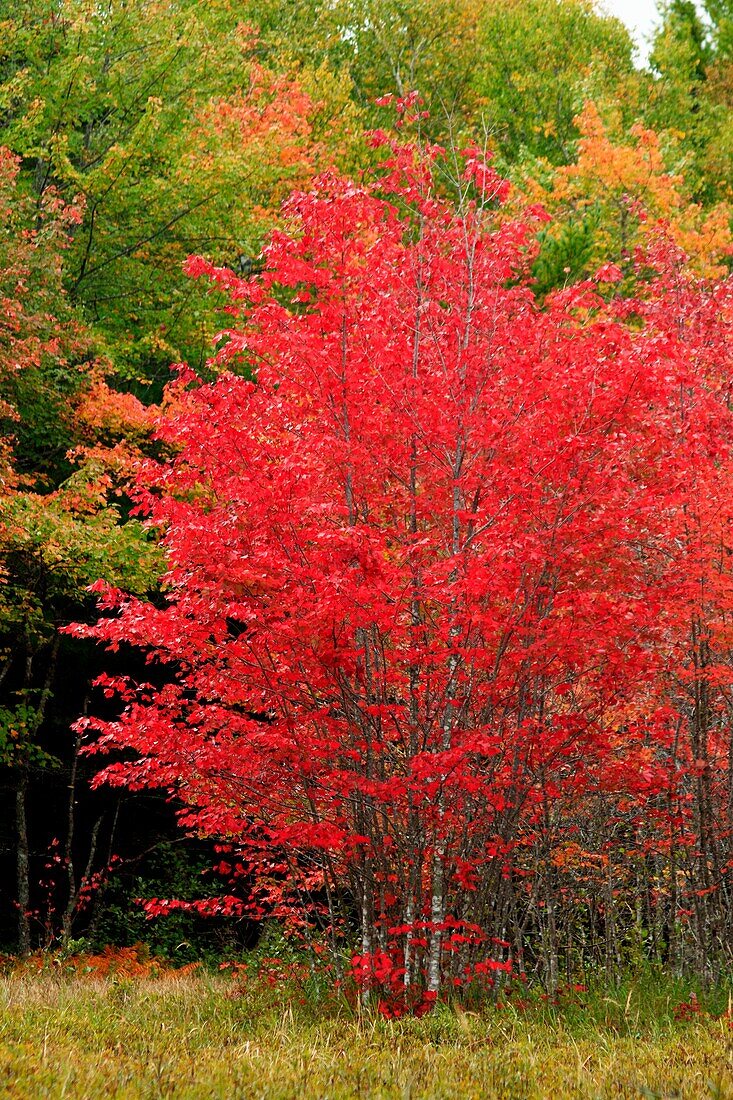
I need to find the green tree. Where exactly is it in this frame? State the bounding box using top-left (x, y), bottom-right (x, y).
top-left (644, 1), bottom-right (733, 204)
top-left (0, 138), bottom-right (157, 952)
top-left (331, 0), bottom-right (480, 122)
top-left (471, 0), bottom-right (637, 164)
top-left (0, 0), bottom-right (362, 388)
top-left (246, 0), bottom-right (481, 130)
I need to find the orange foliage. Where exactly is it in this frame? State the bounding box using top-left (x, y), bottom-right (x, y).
top-left (527, 102), bottom-right (733, 279)
top-left (0, 945), bottom-right (202, 980)
top-left (177, 61), bottom-right (320, 227)
top-left (74, 379), bottom-right (155, 438)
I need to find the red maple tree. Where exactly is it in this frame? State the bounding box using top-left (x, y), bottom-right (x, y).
top-left (76, 125), bottom-right (733, 1005)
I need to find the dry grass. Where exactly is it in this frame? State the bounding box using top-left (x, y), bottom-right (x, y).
top-left (0, 970), bottom-right (732, 1097)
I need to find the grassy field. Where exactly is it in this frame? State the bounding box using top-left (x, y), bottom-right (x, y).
top-left (1, 967), bottom-right (733, 1098)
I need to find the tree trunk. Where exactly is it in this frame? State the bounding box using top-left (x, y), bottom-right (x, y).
top-left (16, 769), bottom-right (31, 955)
